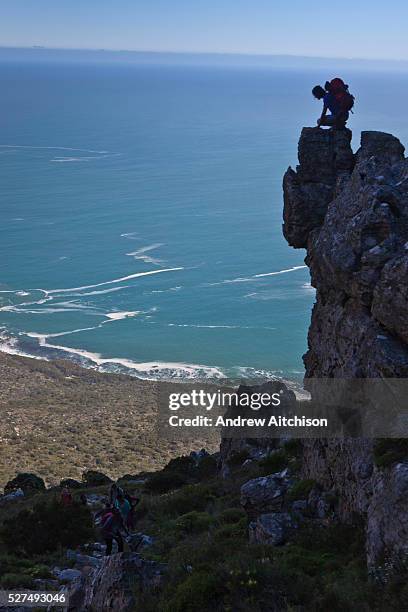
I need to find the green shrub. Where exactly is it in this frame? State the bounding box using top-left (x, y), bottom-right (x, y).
top-left (258, 450), bottom-right (288, 474)
top-left (144, 471), bottom-right (188, 494)
top-left (227, 449), bottom-right (250, 468)
top-left (218, 507), bottom-right (246, 524)
top-left (0, 573), bottom-right (35, 589)
top-left (165, 570), bottom-right (224, 612)
top-left (197, 455), bottom-right (217, 480)
top-left (175, 511), bottom-right (214, 534)
top-left (30, 564), bottom-right (54, 579)
top-left (373, 439), bottom-right (408, 469)
top-left (283, 438), bottom-right (303, 457)
top-left (287, 479), bottom-right (316, 501)
top-left (213, 518), bottom-right (247, 542)
top-left (155, 484), bottom-right (217, 517)
top-left (82, 470), bottom-right (112, 486)
top-left (164, 456), bottom-right (196, 475)
top-left (0, 500), bottom-right (95, 555)
top-left (4, 473), bottom-right (45, 495)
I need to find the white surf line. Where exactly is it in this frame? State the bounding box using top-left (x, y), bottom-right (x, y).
top-left (167, 323), bottom-right (276, 330)
top-left (204, 265), bottom-right (307, 287)
top-left (105, 311), bottom-right (145, 321)
top-left (28, 334), bottom-right (226, 379)
top-left (26, 327), bottom-right (101, 340)
top-left (0, 144), bottom-right (110, 154)
top-left (126, 243), bottom-right (164, 265)
top-left (24, 309), bottom-right (153, 341)
top-left (55, 286), bottom-right (131, 298)
top-left (50, 155), bottom-right (111, 163)
top-left (126, 243), bottom-right (163, 256)
top-left (41, 267), bottom-right (184, 295)
top-left (254, 265), bottom-right (307, 278)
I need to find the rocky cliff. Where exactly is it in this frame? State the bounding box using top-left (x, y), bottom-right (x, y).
top-left (283, 127), bottom-right (408, 567)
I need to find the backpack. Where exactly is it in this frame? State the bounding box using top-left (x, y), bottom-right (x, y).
top-left (329, 78), bottom-right (355, 113)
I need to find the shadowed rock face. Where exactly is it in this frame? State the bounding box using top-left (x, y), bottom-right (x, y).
top-left (283, 127), bottom-right (408, 567)
top-left (284, 128), bottom-right (408, 378)
top-left (283, 127), bottom-right (354, 249)
top-left (80, 553), bottom-right (165, 611)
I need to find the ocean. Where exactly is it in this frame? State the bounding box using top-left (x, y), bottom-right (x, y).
top-left (1, 52), bottom-right (408, 381)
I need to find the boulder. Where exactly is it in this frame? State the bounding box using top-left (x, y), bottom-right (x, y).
top-left (66, 550), bottom-right (102, 568)
top-left (249, 512), bottom-right (295, 546)
top-left (82, 470), bottom-right (112, 487)
top-left (0, 487), bottom-right (24, 504)
top-left (57, 568), bottom-right (83, 582)
top-left (127, 533), bottom-right (154, 552)
top-left (4, 472), bottom-right (45, 495)
top-left (60, 478), bottom-right (83, 490)
top-left (82, 553), bottom-right (165, 611)
top-left (241, 470), bottom-right (290, 516)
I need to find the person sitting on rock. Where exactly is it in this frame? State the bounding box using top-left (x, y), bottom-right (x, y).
top-left (312, 78), bottom-right (354, 130)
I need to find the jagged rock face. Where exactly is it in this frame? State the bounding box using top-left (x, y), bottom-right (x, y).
top-left (283, 128), bottom-right (354, 248)
top-left (248, 512), bottom-right (295, 546)
top-left (283, 127), bottom-right (408, 567)
top-left (303, 130), bottom-right (408, 377)
top-left (79, 553), bottom-right (165, 611)
top-left (240, 471), bottom-right (291, 517)
top-left (284, 128), bottom-right (408, 378)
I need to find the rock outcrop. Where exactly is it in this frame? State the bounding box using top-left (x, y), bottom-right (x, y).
top-left (248, 512), bottom-right (295, 546)
top-left (283, 127), bottom-right (408, 567)
top-left (59, 551), bottom-right (165, 611)
top-left (240, 470), bottom-right (291, 517)
top-left (283, 127), bottom-right (355, 248)
top-left (81, 553), bottom-right (164, 611)
top-left (4, 472), bottom-right (46, 495)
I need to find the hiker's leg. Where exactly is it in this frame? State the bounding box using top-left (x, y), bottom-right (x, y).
top-left (116, 534), bottom-right (124, 553)
top-left (105, 537), bottom-right (113, 555)
top-left (334, 112), bottom-right (349, 130)
top-left (319, 115), bottom-right (335, 126)
top-left (127, 511), bottom-right (134, 531)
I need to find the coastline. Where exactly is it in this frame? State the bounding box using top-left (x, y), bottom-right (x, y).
top-left (0, 348), bottom-right (220, 489)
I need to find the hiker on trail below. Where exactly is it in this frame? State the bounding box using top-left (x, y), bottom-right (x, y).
top-left (60, 486), bottom-right (73, 506)
top-left (124, 491), bottom-right (140, 531)
top-left (312, 78), bottom-right (354, 130)
top-left (115, 492), bottom-right (132, 528)
top-left (100, 504), bottom-right (127, 555)
top-left (109, 482), bottom-right (124, 506)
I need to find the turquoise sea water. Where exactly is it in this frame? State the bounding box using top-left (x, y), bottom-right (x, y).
top-left (1, 54), bottom-right (408, 381)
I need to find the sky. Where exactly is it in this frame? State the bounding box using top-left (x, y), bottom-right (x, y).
top-left (1, 0), bottom-right (408, 61)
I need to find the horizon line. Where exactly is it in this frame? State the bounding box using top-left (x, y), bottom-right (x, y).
top-left (1, 45), bottom-right (408, 64)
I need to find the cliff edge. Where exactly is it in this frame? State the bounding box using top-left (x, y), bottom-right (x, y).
top-left (284, 127), bottom-right (408, 378)
top-left (283, 127), bottom-right (408, 567)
